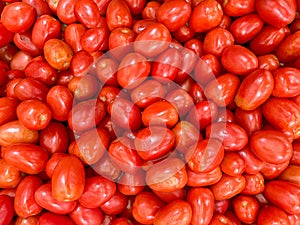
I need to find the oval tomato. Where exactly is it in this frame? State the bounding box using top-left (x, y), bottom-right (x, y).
top-left (232, 195), bottom-right (260, 224)
top-left (69, 203), bottom-right (104, 225)
top-left (222, 0), bottom-right (255, 17)
top-left (74, 0), bottom-right (101, 28)
top-left (187, 166), bottom-right (222, 187)
top-left (0, 159), bottom-right (22, 189)
top-left (38, 212), bottom-right (75, 225)
top-left (0, 97), bottom-right (19, 126)
top-left (257, 204), bottom-right (290, 225)
top-left (0, 194), bottom-right (14, 225)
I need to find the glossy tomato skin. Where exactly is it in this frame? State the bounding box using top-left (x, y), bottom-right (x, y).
top-left (13, 31), bottom-right (42, 56)
top-left (1, 2), bottom-right (37, 33)
top-left (209, 214), bottom-right (234, 225)
top-left (3, 143), bottom-right (48, 174)
top-left (276, 31), bottom-right (300, 63)
top-left (264, 180), bottom-right (300, 214)
top-left (0, 194), bottom-right (14, 225)
top-left (186, 187), bottom-right (214, 225)
top-left (69, 203), bottom-right (104, 225)
top-left (100, 190), bottom-right (128, 216)
top-left (64, 23), bottom-right (86, 53)
top-left (258, 54), bottom-right (280, 71)
top-left (153, 200), bottom-right (192, 225)
top-left (38, 212), bottom-right (75, 225)
top-left (132, 191), bottom-right (165, 224)
top-left (0, 97), bottom-right (19, 126)
top-left (278, 164), bottom-right (300, 185)
top-left (74, 0), bottom-right (101, 28)
top-left (156, 0), bottom-right (191, 32)
top-left (222, 0), bottom-right (255, 17)
top-left (117, 169), bottom-right (145, 196)
top-left (187, 166), bottom-right (222, 187)
top-left (255, 0), bottom-right (296, 28)
top-left (235, 69), bottom-right (274, 110)
top-left (0, 159), bottom-right (22, 189)
top-left (232, 195), bottom-right (260, 224)
top-left (257, 204), bottom-right (290, 225)
top-left (14, 175), bottom-right (43, 218)
top-left (189, 0), bottom-right (223, 33)
top-left (241, 172), bottom-right (265, 195)
top-left (51, 155), bottom-right (85, 202)
top-left (235, 107), bottom-right (262, 136)
top-left (0, 23), bottom-right (14, 48)
top-left (220, 152), bottom-right (245, 176)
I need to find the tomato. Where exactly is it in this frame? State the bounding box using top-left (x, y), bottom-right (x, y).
top-left (186, 187), bottom-right (214, 225)
top-left (220, 152), bottom-right (245, 176)
top-left (13, 31), bottom-right (41, 56)
top-left (45, 153), bottom-right (69, 178)
top-left (106, 0), bottom-right (133, 31)
top-left (185, 139), bottom-right (224, 173)
top-left (0, 194), bottom-right (14, 225)
top-left (257, 204), bottom-right (290, 225)
top-left (134, 22), bottom-right (172, 58)
top-left (261, 97), bottom-right (300, 139)
top-left (210, 174), bottom-right (246, 200)
top-left (276, 31), bottom-right (300, 63)
top-left (0, 22), bottom-right (14, 48)
top-left (232, 195), bottom-right (260, 224)
top-left (172, 24), bottom-right (196, 44)
top-left (258, 54), bottom-right (280, 71)
top-left (0, 120), bottom-right (39, 147)
top-left (38, 212), bottom-right (75, 225)
top-left (260, 160), bottom-right (289, 180)
top-left (235, 107), bottom-right (262, 136)
top-left (51, 155), bottom-right (85, 202)
top-left (70, 50), bottom-right (94, 78)
top-left (15, 215), bottom-right (39, 225)
top-left (222, 0), bottom-right (255, 17)
top-left (156, 0), bottom-right (191, 32)
top-left (229, 14), bottom-right (264, 44)
top-left (241, 172), bottom-right (265, 195)
top-left (0, 97), bottom-right (19, 126)
top-left (132, 191), bottom-right (165, 224)
top-left (250, 25), bottom-right (290, 56)
top-left (123, 0), bottom-right (146, 15)
top-left (1, 2), bottom-right (37, 33)
top-left (187, 166), bottom-right (222, 187)
top-left (22, 0), bottom-right (52, 17)
top-left (255, 0), bottom-right (296, 28)
top-left (184, 38), bottom-right (204, 57)
top-left (69, 203), bottom-right (104, 225)
top-left (142, 101), bottom-right (178, 128)
top-left (214, 200), bottom-right (229, 215)
top-left (264, 180), bottom-right (300, 214)
top-left (117, 52), bottom-right (151, 89)
top-left (100, 190), bottom-right (128, 215)
top-left (209, 214), bottom-right (234, 225)
top-left (16, 99), bottom-right (52, 130)
top-left (96, 57), bottom-right (118, 86)
top-left (221, 45), bottom-right (258, 76)
top-left (64, 23), bottom-right (86, 53)
top-left (117, 169), bottom-right (145, 195)
top-left (0, 159), bottom-right (22, 189)
top-left (14, 175), bottom-right (43, 218)
top-left (153, 200), bottom-right (192, 225)
top-left (141, 1), bottom-right (160, 19)
top-left (203, 27), bottom-right (234, 58)
top-left (43, 39), bottom-right (73, 71)
top-left (189, 0), bottom-right (223, 33)
top-left (74, 0), bottom-right (101, 28)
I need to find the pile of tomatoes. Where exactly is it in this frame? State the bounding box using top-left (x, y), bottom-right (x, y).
top-left (1, 0), bottom-right (300, 224)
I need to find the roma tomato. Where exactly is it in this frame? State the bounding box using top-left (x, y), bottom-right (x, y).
top-left (186, 187), bottom-right (214, 225)
top-left (13, 31), bottom-right (41, 56)
top-left (189, 0), bottom-right (223, 33)
top-left (156, 0), bottom-right (191, 32)
top-left (187, 166), bottom-right (222, 187)
top-left (153, 200), bottom-right (192, 225)
top-left (0, 194), bottom-right (14, 225)
top-left (16, 99), bottom-right (52, 130)
top-left (56, 0), bottom-right (79, 24)
top-left (0, 22), bottom-right (14, 48)
top-left (220, 152), bottom-right (245, 176)
top-left (257, 205), bottom-right (290, 225)
top-left (64, 23), bottom-right (86, 53)
top-left (96, 57), bottom-right (118, 86)
top-left (232, 195), bottom-right (260, 224)
top-left (45, 153), bottom-right (69, 178)
top-left (0, 159), bottom-right (22, 189)
top-left (69, 203), bottom-right (104, 225)
top-left (209, 214), bottom-right (233, 225)
top-left (74, 0), bottom-right (101, 28)
top-left (100, 190), bottom-right (128, 216)
top-left (38, 212), bottom-right (75, 225)
top-left (235, 107), bottom-right (263, 136)
top-left (222, 0), bottom-right (255, 17)
top-left (275, 31), bottom-right (300, 63)
top-left (70, 50), bottom-right (94, 78)
top-left (0, 97), bottom-right (19, 126)
top-left (14, 175), bottom-right (43, 218)
top-left (241, 172), bottom-right (265, 195)
top-left (258, 54), bottom-right (280, 71)
top-left (278, 165), bottom-right (300, 186)
top-left (1, 2), bottom-right (37, 33)
top-left (3, 143), bottom-right (48, 174)
top-left (255, 0), bottom-right (297, 28)
top-left (117, 169), bottom-right (145, 195)
top-left (51, 155), bottom-right (85, 202)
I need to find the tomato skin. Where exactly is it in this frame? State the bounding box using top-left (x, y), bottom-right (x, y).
top-left (51, 155), bottom-right (85, 202)
top-left (106, 0), bottom-right (133, 31)
top-left (69, 203), bottom-right (104, 225)
top-left (189, 0), bottom-right (223, 33)
top-left (14, 175), bottom-right (43, 218)
top-left (0, 159), bottom-right (22, 189)
top-left (241, 172), bottom-right (265, 195)
top-left (256, 0), bottom-right (296, 28)
top-left (209, 214), bottom-right (234, 225)
top-left (153, 200), bottom-right (192, 225)
top-left (46, 85), bottom-right (74, 122)
top-left (222, 0), bottom-right (255, 17)
top-left (38, 212), bottom-right (75, 225)
top-left (134, 126), bottom-right (175, 161)
top-left (141, 1), bottom-right (160, 19)
top-left (156, 0), bottom-right (191, 32)
top-left (276, 31), bottom-right (300, 63)
top-left (96, 57), bottom-right (118, 86)
top-left (100, 190), bottom-right (128, 216)
top-left (272, 67), bottom-right (300, 97)
top-left (0, 194), bottom-right (14, 225)
top-left (146, 158), bottom-right (187, 192)
top-left (13, 31), bottom-right (42, 56)
top-left (70, 50), bottom-right (94, 78)
top-left (1, 2), bottom-right (37, 33)
top-left (15, 215), bottom-right (39, 225)
top-left (257, 204), bottom-right (290, 225)
top-left (250, 25), bottom-right (290, 56)
top-left (232, 195), bottom-right (260, 224)
top-left (186, 187), bottom-right (214, 225)
top-left (235, 69), bottom-right (274, 110)
top-left (187, 166), bottom-right (222, 187)
top-left (56, 0), bottom-right (79, 24)
top-left (261, 97), bottom-right (300, 139)
top-left (117, 169), bottom-right (145, 196)
top-left (221, 152), bottom-right (245, 176)
top-left (3, 143), bottom-right (48, 174)
top-left (16, 99), bottom-right (52, 130)
top-left (0, 22), bottom-right (14, 48)
top-left (132, 191), bottom-right (165, 224)
top-left (258, 54), bottom-right (280, 71)
top-left (210, 174), bottom-right (246, 200)
top-left (0, 120), bottom-right (39, 147)
top-left (235, 107), bottom-right (262, 136)
top-left (142, 101), bottom-right (178, 128)
top-left (64, 23), bottom-right (86, 53)
top-left (229, 14), bottom-right (264, 44)
top-left (264, 180), bottom-right (300, 214)
top-left (0, 97), bottom-right (19, 126)
top-left (221, 45), bottom-right (258, 76)
top-left (74, 0), bottom-right (101, 28)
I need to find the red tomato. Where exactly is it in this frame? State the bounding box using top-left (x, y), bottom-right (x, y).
top-left (38, 212), bottom-right (75, 225)
top-left (221, 45), bottom-right (258, 75)
top-left (117, 169), bottom-right (145, 195)
top-left (123, 0), bottom-right (146, 15)
top-left (276, 31), bottom-right (300, 63)
top-left (222, 0), bottom-right (255, 17)
top-left (13, 31), bottom-right (42, 56)
top-left (0, 120), bottom-right (39, 147)
top-left (51, 155), bottom-right (85, 202)
top-left (241, 172), bottom-right (265, 195)
top-left (209, 214), bottom-right (234, 225)
top-left (185, 139), bottom-right (224, 173)
top-left (235, 69), bottom-right (274, 110)
top-left (3, 143), bottom-right (48, 174)
top-left (141, 1), bottom-right (160, 19)
top-left (235, 107), bottom-right (263, 136)
top-left (258, 54), bottom-right (280, 71)
top-left (45, 153), bottom-right (69, 178)
top-left (232, 195), bottom-right (260, 224)
top-left (221, 152), bottom-right (245, 176)
top-left (0, 22), bottom-right (14, 48)
top-left (100, 190), bottom-right (128, 215)
top-left (96, 57), bottom-right (118, 86)
top-left (69, 203), bottom-right (104, 225)
top-left (0, 194), bottom-right (14, 225)
top-left (0, 97), bottom-right (19, 126)
top-left (256, 0), bottom-right (296, 28)
top-left (64, 23), bottom-right (86, 53)
top-left (14, 78), bottom-right (49, 101)
top-left (106, 0), bottom-right (133, 31)
top-left (187, 166), bottom-right (222, 187)
top-left (14, 175), bottom-right (43, 218)
top-left (70, 50), bottom-right (94, 78)
top-left (132, 191), bottom-right (165, 224)
top-left (0, 159), bottom-right (22, 189)
top-left (16, 99), bottom-right (52, 130)
top-left (156, 0), bottom-right (191, 32)
top-left (278, 165), bottom-right (300, 186)
top-left (15, 215), bottom-right (39, 225)
top-left (1, 2), bottom-right (37, 33)
top-left (186, 187), bottom-right (214, 225)
top-left (189, 0), bottom-right (223, 33)
top-left (74, 0), bottom-right (101, 28)
top-left (56, 0), bottom-right (79, 24)
top-left (257, 205), bottom-right (290, 225)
